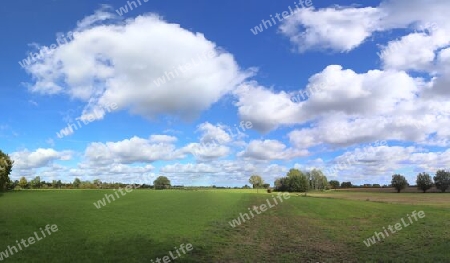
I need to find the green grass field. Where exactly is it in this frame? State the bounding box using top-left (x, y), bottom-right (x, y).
top-left (1, 190), bottom-right (449, 262)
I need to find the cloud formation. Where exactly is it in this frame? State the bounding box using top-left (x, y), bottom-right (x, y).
top-left (24, 9), bottom-right (251, 122)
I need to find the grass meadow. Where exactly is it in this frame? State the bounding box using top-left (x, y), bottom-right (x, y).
top-left (0, 189), bottom-right (449, 262)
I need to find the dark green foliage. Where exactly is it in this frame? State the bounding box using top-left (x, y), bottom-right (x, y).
top-left (153, 176), bottom-right (171, 189)
top-left (434, 170), bottom-right (450, 193)
top-left (329, 180), bottom-right (340, 189)
top-left (391, 174), bottom-right (408, 193)
top-left (31, 176), bottom-right (41, 189)
top-left (416, 172), bottom-right (433, 193)
top-left (19, 176), bottom-right (28, 189)
top-left (274, 168), bottom-right (310, 192)
top-left (309, 169), bottom-right (328, 190)
top-left (248, 175), bottom-right (264, 189)
top-left (73, 178), bottom-right (81, 188)
top-left (0, 150), bottom-right (13, 191)
top-left (341, 181), bottom-right (352, 188)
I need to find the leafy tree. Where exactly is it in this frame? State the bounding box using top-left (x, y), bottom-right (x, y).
top-left (319, 174), bottom-right (328, 190)
top-left (434, 170), bottom-right (450, 193)
top-left (57, 180), bottom-right (63, 189)
top-left (329, 180), bottom-right (340, 190)
top-left (153, 176), bottom-right (171, 190)
top-left (287, 168), bottom-right (302, 178)
top-left (30, 176), bottom-right (41, 189)
top-left (274, 177), bottom-right (289, 192)
top-left (391, 174), bottom-right (408, 193)
top-left (416, 172), bottom-right (433, 193)
top-left (275, 168), bottom-right (309, 193)
top-left (7, 180), bottom-right (19, 190)
top-left (249, 175), bottom-right (264, 192)
top-left (304, 171), bottom-right (311, 182)
top-left (288, 173), bottom-right (309, 192)
top-left (80, 180), bottom-right (93, 189)
top-left (306, 169), bottom-right (327, 190)
top-left (341, 181), bottom-right (352, 188)
top-left (0, 150), bottom-right (13, 191)
top-left (19, 176), bottom-right (28, 189)
top-left (93, 179), bottom-right (102, 188)
top-left (73, 178), bottom-right (81, 189)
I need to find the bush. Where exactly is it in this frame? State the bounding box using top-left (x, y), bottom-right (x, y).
top-left (267, 189), bottom-right (272, 193)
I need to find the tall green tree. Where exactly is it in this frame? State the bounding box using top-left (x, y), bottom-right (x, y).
top-left (288, 172), bottom-right (309, 192)
top-left (274, 177), bottom-right (290, 192)
top-left (0, 150), bottom-right (13, 191)
top-left (310, 169), bottom-right (328, 190)
top-left (291, 168), bottom-right (310, 192)
top-left (275, 168), bottom-right (309, 193)
top-left (30, 176), bottom-right (41, 189)
top-left (416, 172), bottom-right (433, 193)
top-left (8, 180), bottom-right (19, 190)
top-left (73, 178), bottom-right (81, 189)
top-left (329, 180), bottom-right (340, 190)
top-left (341, 181), bottom-right (352, 188)
top-left (287, 168), bottom-right (302, 178)
top-left (93, 179), bottom-right (102, 188)
top-left (249, 175), bottom-right (264, 193)
top-left (19, 176), bottom-right (28, 189)
top-left (391, 174), bottom-right (408, 193)
top-left (153, 176), bottom-right (171, 190)
top-left (434, 170), bottom-right (450, 193)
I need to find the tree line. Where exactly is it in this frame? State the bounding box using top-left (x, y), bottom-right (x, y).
top-left (391, 171), bottom-right (450, 193)
top-left (1, 149), bottom-right (450, 193)
top-left (6, 176), bottom-right (173, 190)
top-left (248, 168), bottom-right (329, 193)
top-left (248, 169), bottom-right (450, 194)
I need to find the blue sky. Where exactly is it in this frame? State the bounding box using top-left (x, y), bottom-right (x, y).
top-left (1, 0), bottom-right (450, 186)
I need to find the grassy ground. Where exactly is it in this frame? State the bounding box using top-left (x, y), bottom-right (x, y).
top-left (307, 189), bottom-right (450, 206)
top-left (0, 190), bottom-right (449, 262)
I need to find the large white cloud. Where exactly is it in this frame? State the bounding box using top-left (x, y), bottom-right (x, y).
top-left (233, 82), bottom-right (305, 133)
top-left (280, 6), bottom-right (384, 52)
top-left (11, 148), bottom-right (72, 170)
top-left (238, 140), bottom-right (308, 160)
top-left (320, 145), bottom-right (450, 184)
top-left (197, 122), bottom-right (232, 144)
top-left (84, 136), bottom-right (185, 165)
top-left (280, 0), bottom-right (450, 54)
top-left (182, 143), bottom-right (230, 160)
top-left (279, 0), bottom-right (450, 102)
top-left (236, 66), bottom-right (420, 130)
top-left (23, 9), bottom-right (251, 122)
top-left (235, 64), bottom-right (450, 149)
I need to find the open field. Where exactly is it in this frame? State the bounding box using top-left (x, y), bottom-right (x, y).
top-left (1, 190), bottom-right (449, 262)
top-left (308, 188), bottom-right (450, 207)
top-left (337, 186), bottom-right (450, 193)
